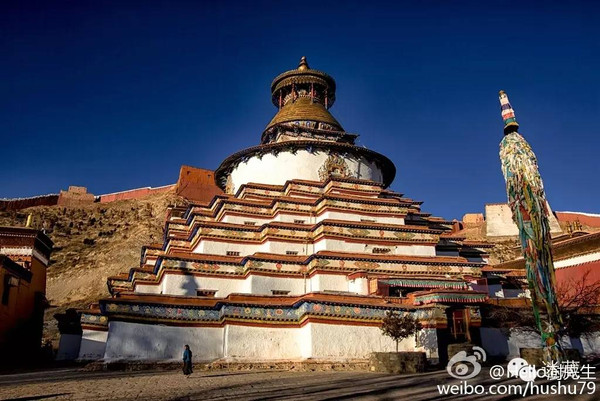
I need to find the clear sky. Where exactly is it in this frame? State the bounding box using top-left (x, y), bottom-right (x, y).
top-left (2, 1), bottom-right (598, 219)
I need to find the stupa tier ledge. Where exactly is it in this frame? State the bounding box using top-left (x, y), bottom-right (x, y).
top-left (76, 177), bottom-right (492, 362)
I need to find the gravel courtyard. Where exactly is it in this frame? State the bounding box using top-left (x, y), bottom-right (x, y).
top-left (1, 367), bottom-right (597, 401)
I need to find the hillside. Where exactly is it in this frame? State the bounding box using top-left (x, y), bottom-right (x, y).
top-left (0, 190), bottom-right (181, 343)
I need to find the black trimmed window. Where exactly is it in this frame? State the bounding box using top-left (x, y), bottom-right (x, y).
top-left (196, 289), bottom-right (217, 297)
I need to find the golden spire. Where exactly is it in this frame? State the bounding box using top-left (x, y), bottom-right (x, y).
top-left (298, 56), bottom-right (309, 71)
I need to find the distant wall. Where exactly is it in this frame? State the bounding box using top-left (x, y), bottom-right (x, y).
top-left (556, 212), bottom-right (600, 228)
top-left (462, 213), bottom-right (484, 225)
top-left (2, 166), bottom-right (221, 211)
top-left (57, 186), bottom-right (95, 207)
top-left (485, 203), bottom-right (562, 237)
top-left (98, 184), bottom-right (175, 203)
top-left (0, 195), bottom-right (59, 212)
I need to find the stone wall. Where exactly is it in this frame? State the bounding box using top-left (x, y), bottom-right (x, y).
top-left (369, 352), bottom-right (427, 373)
top-left (0, 194), bottom-right (59, 211)
top-left (57, 186), bottom-right (95, 206)
top-left (98, 184), bottom-right (175, 203)
top-left (462, 213), bottom-right (484, 225)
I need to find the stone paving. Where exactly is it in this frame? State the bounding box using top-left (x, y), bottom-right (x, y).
top-left (0, 367), bottom-right (597, 400)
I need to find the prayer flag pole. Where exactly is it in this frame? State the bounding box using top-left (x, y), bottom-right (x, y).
top-left (498, 91), bottom-right (564, 363)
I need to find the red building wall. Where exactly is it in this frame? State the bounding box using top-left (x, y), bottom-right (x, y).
top-left (98, 184), bottom-right (175, 203)
top-left (556, 212), bottom-right (600, 228)
top-left (175, 166), bottom-right (223, 204)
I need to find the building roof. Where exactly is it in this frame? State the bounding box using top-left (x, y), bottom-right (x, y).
top-left (270, 57), bottom-right (336, 107)
top-left (0, 226), bottom-right (53, 261)
top-left (266, 96), bottom-right (342, 130)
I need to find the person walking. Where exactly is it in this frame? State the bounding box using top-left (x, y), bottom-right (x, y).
top-left (182, 344), bottom-right (193, 377)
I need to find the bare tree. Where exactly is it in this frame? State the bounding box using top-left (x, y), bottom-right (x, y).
top-left (483, 271), bottom-right (600, 338)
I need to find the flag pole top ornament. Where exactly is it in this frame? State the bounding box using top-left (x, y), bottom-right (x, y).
top-left (499, 90), bottom-right (520, 135)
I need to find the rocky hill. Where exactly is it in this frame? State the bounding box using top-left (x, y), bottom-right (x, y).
top-left (0, 190), bottom-right (181, 343)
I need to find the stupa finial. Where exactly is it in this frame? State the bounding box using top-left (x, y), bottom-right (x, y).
top-left (298, 56), bottom-right (309, 71)
top-left (499, 90), bottom-right (520, 134)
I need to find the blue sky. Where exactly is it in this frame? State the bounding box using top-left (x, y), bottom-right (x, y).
top-left (1, 1), bottom-right (598, 219)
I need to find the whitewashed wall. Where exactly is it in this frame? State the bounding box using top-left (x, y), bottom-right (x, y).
top-left (101, 321), bottom-right (438, 361)
top-left (78, 329), bottom-right (108, 360)
top-left (348, 277), bottom-right (369, 295)
top-left (56, 333), bottom-right (81, 361)
top-left (224, 325), bottom-right (309, 360)
top-left (220, 215), bottom-right (273, 224)
top-left (580, 333), bottom-right (600, 356)
top-left (306, 323), bottom-right (428, 359)
top-left (316, 211), bottom-right (404, 225)
top-left (219, 211), bottom-right (405, 226)
top-left (418, 328), bottom-right (439, 360)
top-left (193, 239), bottom-right (307, 256)
top-left (160, 274), bottom-right (246, 297)
top-left (486, 203), bottom-right (562, 237)
top-left (312, 239), bottom-right (436, 256)
top-left (228, 150), bottom-right (385, 194)
top-left (246, 274), bottom-right (306, 295)
top-left (104, 322), bottom-right (224, 361)
top-left (309, 274), bottom-right (348, 292)
top-left (480, 327), bottom-right (510, 357)
top-left (193, 237), bottom-right (436, 257)
top-left (135, 283), bottom-right (162, 294)
top-left (153, 272), bottom-right (312, 297)
top-left (479, 329), bottom-right (599, 359)
top-left (137, 271), bottom-right (378, 297)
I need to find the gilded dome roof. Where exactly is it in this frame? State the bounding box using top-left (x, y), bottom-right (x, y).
top-left (266, 96), bottom-right (342, 130)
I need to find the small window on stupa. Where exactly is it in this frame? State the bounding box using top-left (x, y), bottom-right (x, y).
top-left (226, 251), bottom-right (240, 256)
top-left (196, 289), bottom-right (217, 297)
top-left (286, 251), bottom-right (299, 255)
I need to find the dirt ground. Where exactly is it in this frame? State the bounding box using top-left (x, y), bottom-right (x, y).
top-left (1, 367), bottom-right (598, 401)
